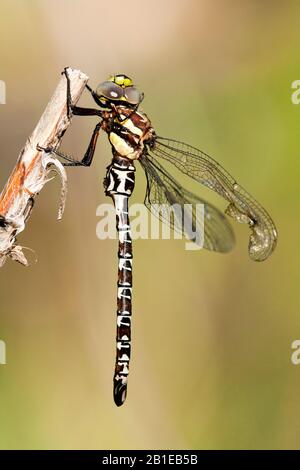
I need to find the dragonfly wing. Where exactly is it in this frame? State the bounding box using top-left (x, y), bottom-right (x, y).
top-left (147, 137), bottom-right (277, 261)
top-left (139, 153), bottom-right (235, 253)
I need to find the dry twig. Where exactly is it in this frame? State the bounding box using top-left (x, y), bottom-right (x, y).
top-left (0, 67), bottom-right (88, 266)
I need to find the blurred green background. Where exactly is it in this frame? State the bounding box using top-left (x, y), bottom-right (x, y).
top-left (0, 0), bottom-right (299, 450)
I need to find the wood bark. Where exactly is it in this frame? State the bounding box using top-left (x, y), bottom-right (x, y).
top-left (0, 67), bottom-right (89, 266)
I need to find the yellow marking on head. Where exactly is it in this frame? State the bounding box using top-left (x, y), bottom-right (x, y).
top-left (123, 77), bottom-right (132, 87)
top-left (108, 74), bottom-right (133, 87)
top-left (114, 75), bottom-right (125, 86)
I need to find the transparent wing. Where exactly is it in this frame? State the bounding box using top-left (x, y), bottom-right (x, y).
top-left (147, 137), bottom-right (277, 261)
top-left (139, 153), bottom-right (235, 253)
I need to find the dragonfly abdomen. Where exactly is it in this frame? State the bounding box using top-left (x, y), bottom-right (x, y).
top-left (105, 157), bottom-right (135, 406)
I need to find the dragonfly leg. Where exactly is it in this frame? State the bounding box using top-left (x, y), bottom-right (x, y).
top-left (62, 67), bottom-right (103, 118)
top-left (36, 121), bottom-right (101, 167)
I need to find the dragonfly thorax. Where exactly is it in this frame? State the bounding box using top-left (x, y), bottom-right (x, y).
top-left (103, 106), bottom-right (155, 161)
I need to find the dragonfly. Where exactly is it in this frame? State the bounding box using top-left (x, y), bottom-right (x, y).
top-left (40, 68), bottom-right (277, 406)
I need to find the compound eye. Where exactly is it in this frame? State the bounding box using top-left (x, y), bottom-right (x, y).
top-left (96, 81), bottom-right (123, 100)
top-left (124, 86), bottom-right (142, 104)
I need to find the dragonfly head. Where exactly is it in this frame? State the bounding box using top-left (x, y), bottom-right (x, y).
top-left (95, 74), bottom-right (144, 109)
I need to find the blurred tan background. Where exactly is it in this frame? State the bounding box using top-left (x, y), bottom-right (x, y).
top-left (0, 0), bottom-right (299, 450)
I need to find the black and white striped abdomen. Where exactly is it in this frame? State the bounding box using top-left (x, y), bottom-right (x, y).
top-left (105, 156), bottom-right (136, 406)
